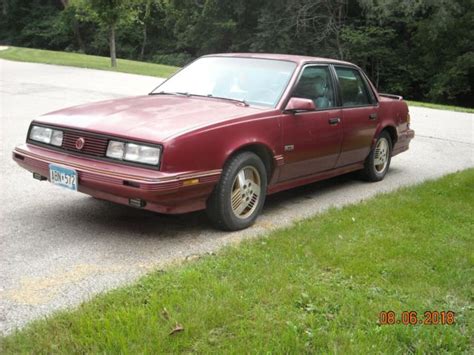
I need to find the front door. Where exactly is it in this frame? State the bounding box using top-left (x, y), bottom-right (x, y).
top-left (279, 65), bottom-right (343, 182)
top-left (333, 66), bottom-right (379, 167)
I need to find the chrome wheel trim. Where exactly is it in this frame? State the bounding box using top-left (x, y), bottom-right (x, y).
top-left (374, 137), bottom-right (389, 173)
top-left (231, 166), bottom-right (261, 219)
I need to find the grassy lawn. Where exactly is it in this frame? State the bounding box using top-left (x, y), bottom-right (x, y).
top-left (1, 47), bottom-right (473, 113)
top-left (1, 169), bottom-right (473, 353)
top-left (0, 46), bottom-right (178, 78)
top-left (407, 100), bottom-right (474, 114)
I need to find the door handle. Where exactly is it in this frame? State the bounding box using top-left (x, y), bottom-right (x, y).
top-left (328, 117), bottom-right (341, 125)
top-left (369, 113), bottom-right (378, 120)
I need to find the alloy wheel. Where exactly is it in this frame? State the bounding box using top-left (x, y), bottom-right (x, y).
top-left (374, 137), bottom-right (389, 173)
top-left (230, 166), bottom-right (261, 219)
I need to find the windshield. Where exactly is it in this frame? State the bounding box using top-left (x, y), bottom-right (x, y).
top-left (153, 57), bottom-right (297, 107)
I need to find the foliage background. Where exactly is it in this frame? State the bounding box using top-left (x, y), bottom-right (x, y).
top-left (1, 0), bottom-right (472, 106)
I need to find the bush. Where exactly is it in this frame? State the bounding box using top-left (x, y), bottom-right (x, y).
top-left (151, 52), bottom-right (193, 67)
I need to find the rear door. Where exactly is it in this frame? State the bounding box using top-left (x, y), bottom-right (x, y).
top-left (278, 65), bottom-right (343, 181)
top-left (333, 66), bottom-right (379, 167)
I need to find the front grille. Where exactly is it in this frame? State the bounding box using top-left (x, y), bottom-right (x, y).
top-left (62, 131), bottom-right (108, 157)
top-left (27, 124), bottom-right (162, 170)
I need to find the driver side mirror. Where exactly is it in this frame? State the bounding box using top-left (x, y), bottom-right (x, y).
top-left (284, 97), bottom-right (316, 113)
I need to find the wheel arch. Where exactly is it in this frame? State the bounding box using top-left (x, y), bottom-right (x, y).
top-left (224, 143), bottom-right (276, 183)
top-left (381, 125), bottom-right (398, 146)
top-left (374, 124), bottom-right (398, 148)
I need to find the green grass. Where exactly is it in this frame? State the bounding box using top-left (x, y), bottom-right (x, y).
top-left (1, 47), bottom-right (473, 113)
top-left (1, 169), bottom-right (473, 353)
top-left (407, 100), bottom-right (474, 113)
top-left (0, 46), bottom-right (178, 78)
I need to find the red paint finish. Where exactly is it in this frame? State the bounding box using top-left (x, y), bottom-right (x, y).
top-left (285, 97), bottom-right (316, 111)
top-left (37, 95), bottom-right (264, 145)
top-left (279, 108), bottom-right (343, 181)
top-left (12, 53), bottom-right (414, 215)
top-left (336, 106), bottom-right (378, 167)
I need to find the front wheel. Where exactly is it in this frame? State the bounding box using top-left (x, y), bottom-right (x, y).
top-left (206, 152), bottom-right (267, 231)
top-left (360, 131), bottom-right (392, 182)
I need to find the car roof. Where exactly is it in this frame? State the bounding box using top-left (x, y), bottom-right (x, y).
top-left (206, 52), bottom-right (355, 67)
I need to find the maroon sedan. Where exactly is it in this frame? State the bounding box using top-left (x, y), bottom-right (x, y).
top-left (12, 53), bottom-right (414, 230)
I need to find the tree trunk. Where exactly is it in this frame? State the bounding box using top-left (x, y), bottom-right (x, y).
top-left (73, 20), bottom-right (86, 53)
top-left (335, 1), bottom-right (345, 60)
top-left (139, 24), bottom-right (147, 60)
top-left (375, 60), bottom-right (380, 89)
top-left (59, 0), bottom-right (85, 53)
top-left (335, 30), bottom-right (344, 60)
top-left (109, 24), bottom-right (117, 68)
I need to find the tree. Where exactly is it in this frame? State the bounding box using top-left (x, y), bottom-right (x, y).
top-left (92, 0), bottom-right (130, 67)
top-left (341, 26), bottom-right (396, 88)
top-left (250, 0), bottom-right (348, 59)
top-left (1, 0), bottom-right (472, 106)
top-left (357, 0), bottom-right (474, 104)
top-left (134, 0), bottom-right (163, 60)
top-left (290, 0), bottom-right (348, 59)
top-left (2, 0), bottom-right (7, 16)
top-left (59, 0), bottom-right (86, 52)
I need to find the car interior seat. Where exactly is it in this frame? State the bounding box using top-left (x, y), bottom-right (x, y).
top-left (340, 78), bottom-right (360, 106)
top-left (293, 72), bottom-right (333, 109)
top-left (313, 76), bottom-right (330, 108)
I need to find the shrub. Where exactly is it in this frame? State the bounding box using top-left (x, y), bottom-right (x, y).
top-left (151, 52), bottom-right (193, 67)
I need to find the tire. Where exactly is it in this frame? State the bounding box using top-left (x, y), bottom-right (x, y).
top-left (206, 152), bottom-right (267, 231)
top-left (360, 131), bottom-right (392, 182)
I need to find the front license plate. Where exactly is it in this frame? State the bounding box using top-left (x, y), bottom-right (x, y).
top-left (49, 164), bottom-right (78, 191)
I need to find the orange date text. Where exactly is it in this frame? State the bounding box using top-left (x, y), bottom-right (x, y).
top-left (378, 311), bottom-right (455, 325)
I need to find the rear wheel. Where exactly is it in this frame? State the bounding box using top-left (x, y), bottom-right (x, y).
top-left (360, 131), bottom-right (392, 182)
top-left (206, 152), bottom-right (267, 231)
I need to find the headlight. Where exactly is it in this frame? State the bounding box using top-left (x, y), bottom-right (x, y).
top-left (50, 130), bottom-right (64, 146)
top-left (124, 143), bottom-right (161, 165)
top-left (30, 125), bottom-right (63, 146)
top-left (106, 140), bottom-right (161, 166)
top-left (106, 141), bottom-right (125, 159)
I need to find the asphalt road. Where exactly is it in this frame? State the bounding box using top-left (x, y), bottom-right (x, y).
top-left (1, 59), bottom-right (473, 335)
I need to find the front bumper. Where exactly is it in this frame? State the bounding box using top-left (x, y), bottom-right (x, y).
top-left (12, 144), bottom-right (221, 214)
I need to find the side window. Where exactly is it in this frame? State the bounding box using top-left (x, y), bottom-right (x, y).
top-left (292, 66), bottom-right (334, 109)
top-left (335, 67), bottom-right (373, 107)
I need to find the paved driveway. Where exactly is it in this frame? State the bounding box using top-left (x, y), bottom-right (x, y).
top-left (1, 59), bottom-right (473, 334)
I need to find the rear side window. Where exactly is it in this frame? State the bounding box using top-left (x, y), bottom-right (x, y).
top-left (335, 67), bottom-right (373, 107)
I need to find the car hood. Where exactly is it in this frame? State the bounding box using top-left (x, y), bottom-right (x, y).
top-left (34, 95), bottom-right (267, 142)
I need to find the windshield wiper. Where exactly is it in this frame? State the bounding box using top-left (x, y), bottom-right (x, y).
top-left (149, 91), bottom-right (249, 106)
top-left (204, 94), bottom-right (249, 107)
top-left (149, 91), bottom-right (190, 96)
top-left (184, 93), bottom-right (249, 106)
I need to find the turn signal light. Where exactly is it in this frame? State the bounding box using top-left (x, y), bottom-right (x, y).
top-left (182, 178), bottom-right (199, 186)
